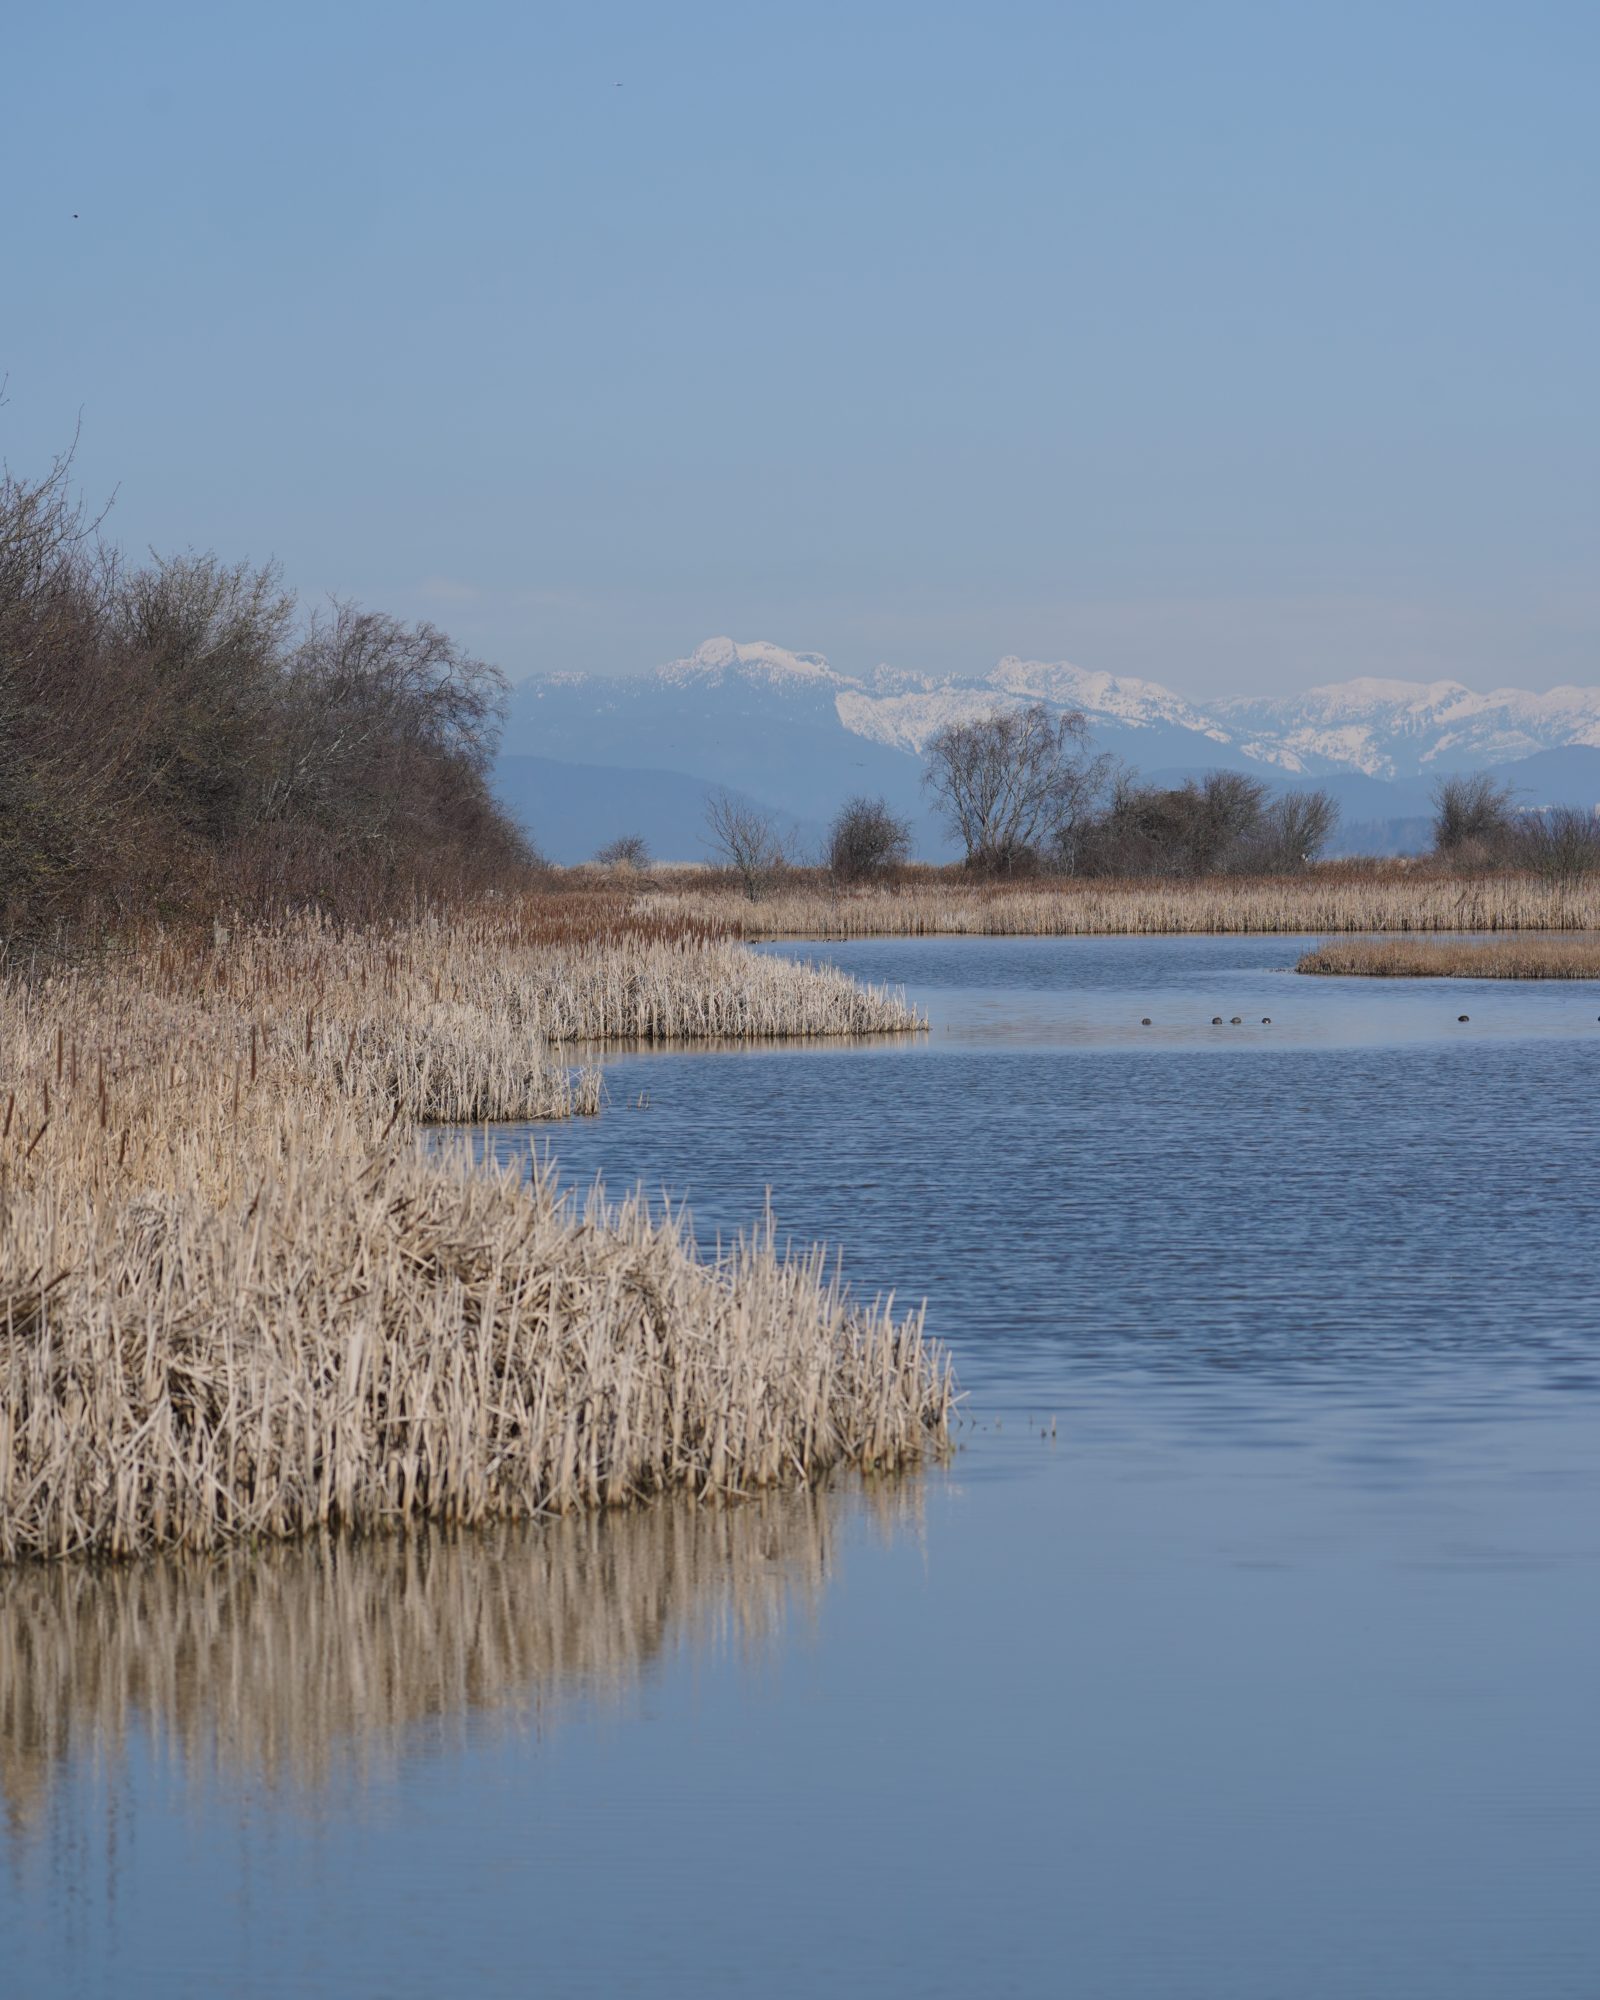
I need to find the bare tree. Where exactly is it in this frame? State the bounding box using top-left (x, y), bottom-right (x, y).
top-left (1432, 772), bottom-right (1516, 856)
top-left (827, 796), bottom-right (912, 881)
top-left (594, 833), bottom-right (651, 871)
top-left (1248, 788), bottom-right (1340, 872)
top-left (923, 704), bottom-right (1108, 873)
top-left (703, 789), bottom-right (788, 899)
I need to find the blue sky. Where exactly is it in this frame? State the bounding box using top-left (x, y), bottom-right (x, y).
top-left (5, 0), bottom-right (1598, 694)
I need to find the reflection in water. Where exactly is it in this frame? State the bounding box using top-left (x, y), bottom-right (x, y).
top-left (0, 1479), bottom-right (919, 1836)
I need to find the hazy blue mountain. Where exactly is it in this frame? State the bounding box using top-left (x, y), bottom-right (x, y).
top-left (499, 637), bottom-right (1600, 860)
top-left (1482, 745), bottom-right (1600, 806)
top-left (505, 638), bottom-right (929, 826)
top-left (493, 756), bottom-right (827, 867)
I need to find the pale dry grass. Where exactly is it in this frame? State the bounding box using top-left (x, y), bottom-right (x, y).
top-left (1297, 935), bottom-right (1600, 979)
top-left (0, 1482), bottom-right (918, 1826)
top-left (0, 910), bottom-right (945, 1563)
top-left (648, 872), bottom-right (1600, 940)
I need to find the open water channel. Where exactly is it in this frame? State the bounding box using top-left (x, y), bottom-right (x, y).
top-left (5, 935), bottom-right (1599, 1997)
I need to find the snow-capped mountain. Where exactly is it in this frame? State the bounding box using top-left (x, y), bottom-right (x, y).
top-left (1211, 678), bottom-right (1600, 778)
top-left (500, 638), bottom-right (1600, 861)
top-left (837, 656), bottom-right (1235, 760)
top-left (512, 635), bottom-right (1600, 778)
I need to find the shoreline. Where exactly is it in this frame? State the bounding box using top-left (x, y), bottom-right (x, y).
top-left (0, 908), bottom-right (947, 1565)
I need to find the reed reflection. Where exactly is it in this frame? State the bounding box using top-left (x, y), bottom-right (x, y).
top-left (0, 1477), bottom-right (922, 1837)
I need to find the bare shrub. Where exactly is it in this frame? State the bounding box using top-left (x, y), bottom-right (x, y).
top-left (1506, 805), bottom-right (1600, 883)
top-left (1241, 788), bottom-right (1340, 873)
top-left (1432, 772), bottom-right (1517, 858)
top-left (594, 834), bottom-right (651, 870)
top-left (827, 796), bottom-right (912, 881)
top-left (704, 789), bottom-right (789, 900)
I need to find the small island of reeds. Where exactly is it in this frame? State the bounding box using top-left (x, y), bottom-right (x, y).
top-left (1295, 935), bottom-right (1600, 979)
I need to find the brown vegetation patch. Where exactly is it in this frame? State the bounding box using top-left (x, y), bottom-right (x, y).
top-left (1295, 935), bottom-right (1600, 979)
top-left (625, 865), bottom-right (1600, 940)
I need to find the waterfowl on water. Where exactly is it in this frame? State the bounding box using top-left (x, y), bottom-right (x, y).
top-left (1261, 1017), bottom-right (1272, 1025)
top-left (1211, 1016), bottom-right (1223, 1025)
top-left (1141, 1017), bottom-right (1152, 1026)
top-left (1458, 1014), bottom-right (1470, 1022)
top-left (1230, 1016), bottom-right (1242, 1025)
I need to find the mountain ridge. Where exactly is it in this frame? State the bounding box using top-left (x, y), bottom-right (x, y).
top-left (510, 636), bottom-right (1600, 783)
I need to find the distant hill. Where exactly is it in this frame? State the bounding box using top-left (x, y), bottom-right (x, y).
top-left (1482, 745), bottom-right (1600, 808)
top-left (493, 755), bottom-right (828, 867)
top-left (497, 637), bottom-right (1600, 861)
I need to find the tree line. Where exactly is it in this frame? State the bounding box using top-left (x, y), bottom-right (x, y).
top-left (1, 447), bottom-right (530, 933)
top-left (616, 704), bottom-right (1596, 893)
top-left (667, 703), bottom-right (1343, 892)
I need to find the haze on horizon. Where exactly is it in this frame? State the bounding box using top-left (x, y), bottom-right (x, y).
top-left (5, 0), bottom-right (1599, 701)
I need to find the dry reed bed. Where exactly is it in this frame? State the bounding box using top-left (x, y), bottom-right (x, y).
top-left (648, 873), bottom-right (1600, 940)
top-left (1297, 935), bottom-right (1600, 979)
top-left (0, 913), bottom-right (921, 1204)
top-left (0, 1485), bottom-right (917, 1823)
top-left (0, 912), bottom-right (946, 1563)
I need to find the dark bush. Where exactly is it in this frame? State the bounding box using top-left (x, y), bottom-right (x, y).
top-left (827, 796), bottom-right (912, 881)
top-left (1072, 770), bottom-right (1339, 877)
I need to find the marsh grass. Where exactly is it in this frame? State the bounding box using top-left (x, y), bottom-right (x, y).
top-left (0, 908), bottom-right (943, 1563)
top-left (641, 869), bottom-right (1600, 940)
top-left (1296, 935), bottom-right (1600, 979)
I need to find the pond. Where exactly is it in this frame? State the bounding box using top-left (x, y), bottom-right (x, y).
top-left (6, 935), bottom-right (1599, 1998)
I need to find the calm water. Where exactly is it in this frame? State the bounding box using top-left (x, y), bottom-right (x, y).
top-left (6, 936), bottom-right (1600, 1998)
